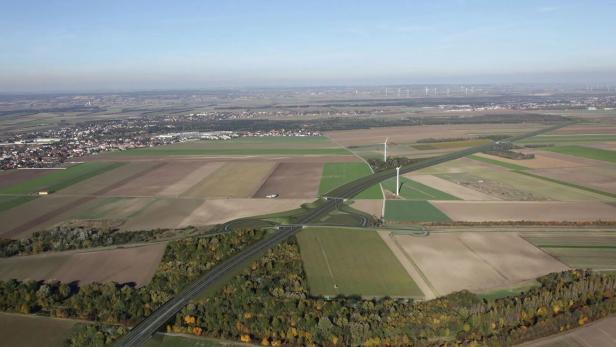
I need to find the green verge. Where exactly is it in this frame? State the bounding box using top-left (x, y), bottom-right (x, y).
top-left (114, 147), bottom-right (350, 156)
top-left (542, 145), bottom-right (616, 163)
top-left (514, 171), bottom-right (616, 199)
top-left (296, 227), bottom-right (423, 297)
top-left (467, 154), bottom-right (529, 171)
top-left (0, 162), bottom-right (123, 194)
top-left (318, 162), bottom-right (382, 199)
top-left (384, 200), bottom-right (451, 222)
top-left (382, 176), bottom-right (460, 201)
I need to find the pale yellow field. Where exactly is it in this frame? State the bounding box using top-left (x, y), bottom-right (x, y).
top-left (178, 198), bottom-right (310, 227)
top-left (474, 152), bottom-right (583, 169)
top-left (185, 162), bottom-right (276, 198)
top-left (432, 201), bottom-right (616, 222)
top-left (388, 232), bottom-right (568, 296)
top-left (157, 162), bottom-right (224, 197)
top-left (406, 174), bottom-right (496, 200)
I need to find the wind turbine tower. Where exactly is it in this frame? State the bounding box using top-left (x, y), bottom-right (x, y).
top-left (383, 137), bottom-right (389, 162)
top-left (385, 88), bottom-right (388, 97)
top-left (425, 87), bottom-right (429, 97)
top-left (396, 167), bottom-right (401, 196)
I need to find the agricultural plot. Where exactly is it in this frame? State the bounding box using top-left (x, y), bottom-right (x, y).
top-left (178, 198), bottom-right (310, 227)
top-left (432, 201), bottom-right (616, 222)
top-left (529, 166), bottom-right (616, 194)
top-left (384, 200), bottom-right (451, 222)
top-left (0, 313), bottom-right (77, 347)
top-left (523, 232), bottom-right (616, 271)
top-left (144, 334), bottom-right (224, 347)
top-left (387, 232), bottom-right (568, 296)
top-left (325, 123), bottom-right (540, 147)
top-left (543, 145), bottom-right (616, 163)
top-left (406, 174), bottom-right (495, 200)
top-left (121, 198), bottom-right (203, 231)
top-left (381, 176), bottom-right (459, 201)
top-left (318, 162), bottom-right (382, 199)
top-left (472, 151), bottom-right (583, 169)
top-left (0, 168), bottom-right (60, 190)
top-left (158, 162), bottom-right (224, 197)
top-left (185, 162), bottom-right (276, 198)
top-left (71, 197), bottom-right (155, 220)
top-left (0, 195), bottom-right (36, 213)
top-left (0, 162), bottom-right (122, 194)
top-left (520, 315), bottom-right (616, 347)
top-left (253, 162), bottom-right (323, 198)
top-left (296, 228), bottom-right (423, 297)
top-left (412, 139), bottom-right (490, 150)
top-left (350, 199), bottom-right (383, 217)
top-left (0, 243), bottom-right (167, 286)
top-left (115, 136), bottom-right (350, 156)
top-left (518, 134), bottom-right (616, 145)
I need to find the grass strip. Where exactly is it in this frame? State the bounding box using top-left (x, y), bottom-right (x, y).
top-left (543, 145), bottom-right (616, 163)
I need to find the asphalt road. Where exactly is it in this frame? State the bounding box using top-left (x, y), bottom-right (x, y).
top-left (114, 122), bottom-right (571, 347)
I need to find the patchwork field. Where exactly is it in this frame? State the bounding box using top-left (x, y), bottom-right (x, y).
top-left (326, 123), bottom-right (541, 147)
top-left (178, 198), bottom-right (311, 227)
top-left (473, 151), bottom-right (582, 169)
top-left (0, 243), bottom-right (167, 286)
top-left (296, 228), bottom-right (423, 297)
top-left (386, 232), bottom-right (568, 296)
top-left (350, 199), bottom-right (383, 217)
top-left (529, 166), bottom-right (616, 194)
top-left (0, 168), bottom-right (62, 190)
top-left (115, 136), bottom-right (351, 156)
top-left (157, 162), bottom-right (224, 197)
top-left (253, 162), bottom-right (323, 198)
top-left (432, 201), bottom-right (616, 222)
top-left (520, 315), bottom-right (616, 347)
top-left (318, 162), bottom-right (382, 199)
top-left (0, 313), bottom-right (77, 347)
top-left (384, 200), bottom-right (451, 222)
top-left (523, 232), bottom-right (616, 271)
top-left (406, 174), bottom-right (495, 200)
top-left (121, 198), bottom-right (203, 231)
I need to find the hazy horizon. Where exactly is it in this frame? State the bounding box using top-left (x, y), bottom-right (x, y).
top-left (2, 0), bottom-right (616, 92)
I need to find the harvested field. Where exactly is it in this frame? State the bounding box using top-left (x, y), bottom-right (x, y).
top-left (415, 157), bottom-right (498, 175)
top-left (0, 243), bottom-right (167, 286)
top-left (351, 199), bottom-right (383, 217)
top-left (121, 198), bottom-right (203, 231)
top-left (296, 227), bottom-right (423, 297)
top-left (474, 152), bottom-right (582, 169)
top-left (253, 162), bottom-right (323, 198)
top-left (158, 162), bottom-right (224, 197)
top-left (388, 232), bottom-right (568, 295)
top-left (530, 166), bottom-right (616, 194)
top-left (384, 200), bottom-right (451, 222)
top-left (432, 201), bottom-right (616, 222)
top-left (178, 198), bottom-right (310, 227)
top-left (185, 162), bottom-right (276, 198)
top-left (326, 123), bottom-right (541, 146)
top-left (519, 315), bottom-right (616, 347)
top-left (0, 168), bottom-right (59, 190)
top-left (437, 172), bottom-right (541, 200)
top-left (72, 197), bottom-right (154, 220)
top-left (107, 161), bottom-right (207, 196)
top-left (406, 174), bottom-right (496, 200)
top-left (0, 312), bottom-right (77, 347)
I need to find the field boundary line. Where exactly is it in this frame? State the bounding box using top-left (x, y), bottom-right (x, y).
top-left (315, 235), bottom-right (338, 295)
top-left (456, 234), bottom-right (510, 282)
top-left (514, 170), bottom-right (616, 199)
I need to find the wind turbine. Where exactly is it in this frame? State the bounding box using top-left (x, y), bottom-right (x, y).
top-left (396, 167), bottom-right (401, 196)
top-left (383, 137), bottom-right (389, 162)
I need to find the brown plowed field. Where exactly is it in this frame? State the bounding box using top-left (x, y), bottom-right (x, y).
top-left (121, 198), bottom-right (203, 231)
top-left (0, 313), bottom-right (77, 347)
top-left (0, 169), bottom-right (58, 190)
top-left (325, 124), bottom-right (542, 146)
top-left (58, 162), bottom-right (162, 195)
top-left (432, 201), bottom-right (616, 222)
top-left (0, 243), bottom-right (167, 286)
top-left (389, 232), bottom-right (568, 295)
top-left (253, 162), bottom-right (323, 198)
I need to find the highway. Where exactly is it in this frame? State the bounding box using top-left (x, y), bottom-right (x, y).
top-left (114, 122), bottom-right (571, 347)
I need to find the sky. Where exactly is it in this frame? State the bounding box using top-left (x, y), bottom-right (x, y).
top-left (1, 0), bottom-right (616, 92)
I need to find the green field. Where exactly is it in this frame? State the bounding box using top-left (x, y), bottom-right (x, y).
top-left (296, 228), bottom-right (422, 297)
top-left (412, 139), bottom-right (490, 150)
top-left (318, 162), bottom-right (382, 199)
top-left (381, 176), bottom-right (459, 200)
top-left (0, 162), bottom-right (123, 195)
top-left (0, 195), bottom-right (36, 212)
top-left (543, 145), bottom-right (616, 163)
top-left (467, 154), bottom-right (529, 171)
top-left (384, 200), bottom-right (451, 222)
top-left (524, 234), bottom-right (616, 270)
top-left (517, 134), bottom-right (616, 145)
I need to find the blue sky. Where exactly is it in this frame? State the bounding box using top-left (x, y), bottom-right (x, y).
top-left (1, 0), bottom-right (616, 91)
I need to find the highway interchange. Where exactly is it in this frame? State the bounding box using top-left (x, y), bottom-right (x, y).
top-left (114, 122), bottom-right (571, 346)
